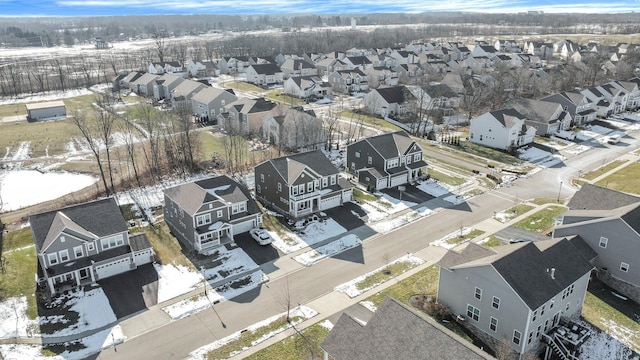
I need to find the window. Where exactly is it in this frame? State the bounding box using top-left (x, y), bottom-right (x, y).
top-left (474, 287), bottom-right (482, 300)
top-left (260, 174), bottom-right (265, 183)
top-left (527, 331), bottom-right (533, 344)
top-left (278, 182), bottom-right (282, 192)
top-left (532, 310), bottom-right (538, 322)
top-left (331, 176), bottom-right (336, 185)
top-left (60, 236), bottom-right (65, 243)
top-left (217, 210), bottom-right (224, 218)
top-left (238, 202), bottom-right (246, 212)
top-left (513, 330), bottom-right (522, 345)
top-left (550, 298), bottom-right (555, 309)
top-left (544, 319), bottom-right (550, 332)
top-left (322, 178), bottom-right (328, 187)
top-left (490, 317), bottom-right (498, 332)
top-left (466, 304), bottom-right (480, 321)
top-left (351, 162), bottom-right (356, 170)
top-left (536, 325), bottom-right (542, 339)
top-left (355, 151), bottom-right (360, 158)
top-left (307, 182), bottom-right (313, 192)
top-left (621, 262), bottom-right (630, 272)
top-left (196, 213), bottom-right (211, 226)
top-left (406, 155), bottom-right (411, 164)
top-left (87, 243), bottom-right (95, 252)
top-left (492, 296), bottom-right (500, 309)
top-left (541, 304), bottom-right (545, 316)
top-left (565, 302), bottom-right (570, 311)
top-left (59, 249), bottom-right (69, 262)
top-left (101, 234), bottom-right (124, 250)
top-left (414, 153), bottom-right (421, 162)
top-left (48, 253), bottom-right (58, 266)
top-left (256, 185), bottom-right (261, 193)
top-left (74, 246), bottom-right (83, 258)
top-left (367, 156), bottom-right (372, 165)
top-left (599, 236), bottom-right (608, 248)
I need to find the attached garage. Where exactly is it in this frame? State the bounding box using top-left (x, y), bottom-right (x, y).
top-left (95, 258), bottom-right (133, 280)
top-left (232, 218), bottom-right (256, 234)
top-left (390, 174), bottom-right (408, 188)
top-left (320, 194), bottom-right (341, 210)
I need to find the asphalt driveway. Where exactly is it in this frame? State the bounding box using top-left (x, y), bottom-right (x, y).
top-left (322, 202), bottom-right (367, 231)
top-left (381, 183), bottom-right (436, 204)
top-left (234, 231), bottom-right (282, 265)
top-left (99, 263), bottom-right (159, 319)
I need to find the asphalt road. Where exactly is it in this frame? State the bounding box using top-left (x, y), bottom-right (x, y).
top-left (96, 126), bottom-right (640, 360)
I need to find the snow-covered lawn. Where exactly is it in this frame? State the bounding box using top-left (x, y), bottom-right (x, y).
top-left (370, 206), bottom-right (434, 234)
top-left (518, 146), bottom-right (551, 163)
top-left (0, 88), bottom-right (94, 107)
top-left (186, 305), bottom-right (317, 360)
top-left (154, 264), bottom-right (204, 303)
top-left (0, 170), bottom-right (98, 211)
top-left (0, 297), bottom-right (38, 339)
top-left (566, 144), bottom-right (592, 155)
top-left (269, 218), bottom-right (347, 254)
top-left (578, 321), bottom-right (639, 360)
top-left (201, 246), bottom-right (259, 282)
top-left (0, 325), bottom-right (125, 360)
top-left (416, 179), bottom-right (449, 197)
top-left (430, 227), bottom-right (475, 249)
top-left (576, 125), bottom-right (614, 141)
top-left (335, 254), bottom-right (425, 298)
top-left (293, 234), bottom-right (361, 267)
top-left (162, 271), bottom-right (267, 320)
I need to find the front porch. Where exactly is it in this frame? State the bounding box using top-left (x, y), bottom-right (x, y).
top-left (196, 222), bottom-right (234, 254)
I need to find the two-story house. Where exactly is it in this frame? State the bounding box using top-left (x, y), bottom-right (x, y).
top-left (149, 61), bottom-right (184, 77)
top-left (541, 91), bottom-right (596, 127)
top-left (610, 80), bottom-right (639, 110)
top-left (163, 175), bottom-right (262, 254)
top-left (469, 109), bottom-right (536, 151)
top-left (245, 64), bottom-right (283, 86)
top-left (283, 76), bottom-right (332, 99)
top-left (346, 131), bottom-right (427, 191)
top-left (261, 105), bottom-right (325, 151)
top-left (552, 183), bottom-right (640, 304)
top-left (328, 69), bottom-right (369, 94)
top-left (30, 198), bottom-right (155, 296)
top-left (224, 97), bottom-right (277, 135)
top-left (507, 98), bottom-right (572, 136)
top-left (170, 79), bottom-right (207, 111)
top-left (279, 59), bottom-right (317, 79)
top-left (254, 150), bottom-right (353, 219)
top-left (129, 72), bottom-right (159, 96)
top-left (186, 59), bottom-right (219, 78)
top-left (191, 87), bottom-right (238, 123)
top-left (153, 73), bottom-right (185, 101)
top-left (364, 86), bottom-right (416, 118)
top-left (437, 239), bottom-right (593, 357)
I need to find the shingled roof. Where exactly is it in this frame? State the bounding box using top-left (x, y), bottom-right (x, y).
top-left (30, 198), bottom-right (127, 253)
top-left (267, 150), bottom-right (339, 184)
top-left (360, 131), bottom-right (418, 160)
top-left (321, 297), bottom-right (491, 360)
top-left (487, 108), bottom-right (526, 127)
top-left (440, 239), bottom-right (594, 310)
top-left (567, 183), bottom-right (640, 210)
top-left (374, 86), bottom-right (414, 105)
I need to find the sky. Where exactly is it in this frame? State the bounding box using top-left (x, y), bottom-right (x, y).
top-left (1, 0), bottom-right (638, 17)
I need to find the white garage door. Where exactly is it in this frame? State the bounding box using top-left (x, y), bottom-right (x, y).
top-left (134, 251), bottom-right (153, 266)
top-left (320, 195), bottom-right (341, 210)
top-left (390, 175), bottom-right (407, 188)
top-left (95, 258), bottom-right (132, 280)
top-left (233, 219), bottom-right (256, 234)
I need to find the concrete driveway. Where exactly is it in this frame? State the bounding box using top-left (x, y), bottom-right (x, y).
top-left (98, 263), bottom-right (159, 319)
top-left (322, 202), bottom-right (367, 231)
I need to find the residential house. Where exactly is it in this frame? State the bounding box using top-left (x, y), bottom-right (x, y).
top-left (245, 63), bottom-right (283, 86)
top-left (224, 97), bottom-right (277, 134)
top-left (525, 41), bottom-right (553, 59)
top-left (283, 76), bottom-right (332, 99)
top-left (469, 109), bottom-right (536, 151)
top-left (409, 83), bottom-right (460, 110)
top-left (541, 91), bottom-right (596, 126)
top-left (610, 80), bottom-right (640, 110)
top-left (191, 87), bottom-right (238, 123)
top-left (346, 131), bottom-right (427, 191)
top-left (342, 56), bottom-right (373, 70)
top-left (261, 105), bottom-right (324, 150)
top-left (153, 73), bottom-right (185, 101)
top-left (389, 50), bottom-right (417, 65)
top-left (363, 67), bottom-right (399, 88)
top-left (393, 63), bottom-right (422, 83)
top-left (507, 98), bottom-right (572, 136)
top-left (321, 297), bottom-right (492, 360)
top-left (279, 59), bottom-right (316, 79)
top-left (30, 198), bottom-right (155, 296)
top-left (170, 79), bottom-right (207, 111)
top-left (129, 72), bottom-right (159, 96)
top-left (163, 175), bottom-right (262, 254)
top-left (495, 39), bottom-right (520, 53)
top-left (218, 56), bottom-right (252, 74)
top-left (598, 83), bottom-right (629, 113)
top-left (119, 71), bottom-right (144, 90)
top-left (553, 40), bottom-right (581, 60)
top-left (186, 60), bottom-right (219, 78)
top-left (472, 45), bottom-right (499, 59)
top-left (328, 69), bottom-right (369, 94)
top-left (254, 150), bottom-right (353, 219)
top-left (516, 54), bottom-right (543, 69)
top-left (148, 61), bottom-right (184, 77)
top-left (450, 46), bottom-right (472, 61)
top-left (366, 53), bottom-right (395, 68)
top-left (441, 73), bottom-right (465, 94)
top-left (581, 85), bottom-right (625, 118)
top-left (315, 57), bottom-right (343, 77)
top-left (553, 184), bottom-right (640, 304)
top-left (364, 86), bottom-right (416, 118)
top-left (437, 239), bottom-right (593, 356)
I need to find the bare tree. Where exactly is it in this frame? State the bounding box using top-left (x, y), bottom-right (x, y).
top-left (71, 109), bottom-right (111, 196)
top-left (152, 26), bottom-right (167, 62)
top-left (94, 96), bottom-right (117, 194)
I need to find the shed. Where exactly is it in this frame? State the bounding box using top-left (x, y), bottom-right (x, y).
top-left (26, 100), bottom-right (67, 121)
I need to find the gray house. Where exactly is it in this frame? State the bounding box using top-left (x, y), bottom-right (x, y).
top-left (153, 74), bottom-right (185, 101)
top-left (191, 87), bottom-right (237, 123)
top-left (553, 183), bottom-right (640, 304)
top-left (254, 150), bottom-right (353, 219)
top-left (164, 175), bottom-right (262, 254)
top-left (346, 131), bottom-right (427, 191)
top-left (437, 239), bottom-right (593, 356)
top-left (321, 297), bottom-right (492, 360)
top-left (30, 198), bottom-right (155, 296)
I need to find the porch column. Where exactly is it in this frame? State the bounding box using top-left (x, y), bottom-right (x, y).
top-left (75, 270), bottom-right (81, 286)
top-left (89, 268), bottom-right (96, 283)
top-left (48, 278), bottom-right (55, 295)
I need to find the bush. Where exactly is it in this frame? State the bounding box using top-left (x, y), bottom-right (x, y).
top-left (420, 296), bottom-right (450, 321)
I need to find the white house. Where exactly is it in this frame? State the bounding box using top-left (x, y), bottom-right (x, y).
top-left (469, 109), bottom-right (536, 151)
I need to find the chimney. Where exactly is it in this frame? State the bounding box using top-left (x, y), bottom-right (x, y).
top-left (550, 268), bottom-right (556, 280)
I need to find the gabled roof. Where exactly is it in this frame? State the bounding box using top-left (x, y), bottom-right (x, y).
top-left (172, 79), bottom-right (206, 98)
top-left (250, 63), bottom-right (282, 75)
top-left (322, 297), bottom-right (490, 360)
top-left (487, 108), bottom-right (526, 127)
top-left (357, 131), bottom-right (418, 160)
top-left (478, 45), bottom-right (498, 53)
top-left (346, 56), bottom-right (372, 66)
top-left (508, 98), bottom-right (564, 125)
top-left (30, 198), bottom-right (127, 253)
top-left (441, 239), bottom-right (594, 310)
top-left (281, 59), bottom-right (315, 70)
top-left (567, 183), bottom-right (640, 210)
top-left (229, 97), bottom-right (276, 114)
top-left (164, 175), bottom-right (258, 215)
top-left (191, 87), bottom-right (236, 105)
top-left (374, 86), bottom-right (414, 105)
top-left (263, 150), bottom-right (339, 184)
top-left (132, 72), bottom-right (159, 85)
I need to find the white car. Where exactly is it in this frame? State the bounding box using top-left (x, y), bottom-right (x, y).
top-left (250, 228), bottom-right (272, 245)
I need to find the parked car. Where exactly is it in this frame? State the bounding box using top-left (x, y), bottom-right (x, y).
top-left (607, 134), bottom-right (621, 144)
top-left (250, 228), bottom-right (272, 245)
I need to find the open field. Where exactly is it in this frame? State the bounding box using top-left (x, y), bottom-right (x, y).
top-left (0, 119), bottom-right (81, 158)
top-left (595, 162), bottom-right (640, 196)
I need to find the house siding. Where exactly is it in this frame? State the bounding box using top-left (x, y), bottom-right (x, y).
top-left (255, 161), bottom-right (290, 215)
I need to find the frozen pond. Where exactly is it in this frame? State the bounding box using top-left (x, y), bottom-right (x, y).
top-left (0, 170), bottom-right (97, 212)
